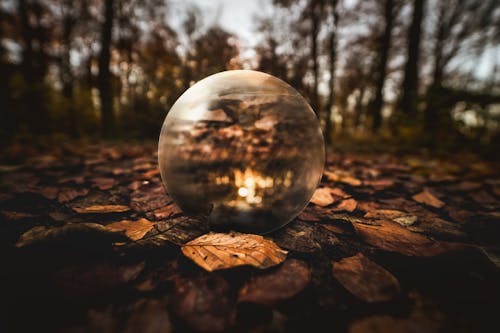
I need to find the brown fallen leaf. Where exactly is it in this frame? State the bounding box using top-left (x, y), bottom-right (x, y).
top-left (330, 187), bottom-right (351, 198)
top-left (57, 187), bottom-right (89, 203)
top-left (353, 220), bottom-right (464, 256)
top-left (172, 275), bottom-right (235, 332)
top-left (455, 181), bottom-right (482, 191)
top-left (364, 209), bottom-right (417, 226)
top-left (73, 204), bottom-right (130, 213)
top-left (310, 187), bottom-right (336, 207)
top-left (411, 215), bottom-right (466, 239)
top-left (130, 182), bottom-right (171, 213)
top-left (412, 189), bottom-right (444, 208)
top-left (106, 218), bottom-right (154, 241)
top-left (364, 209), bottom-right (406, 219)
top-left (349, 315), bottom-right (439, 333)
top-left (150, 203), bottom-right (182, 220)
top-left (16, 223), bottom-right (128, 248)
top-left (324, 170), bottom-right (362, 186)
top-left (335, 198), bottom-right (358, 212)
top-left (332, 253), bottom-right (400, 303)
top-left (271, 220), bottom-right (322, 253)
top-left (1, 210), bottom-right (37, 220)
top-left (86, 299), bottom-right (172, 333)
top-left (297, 209), bottom-right (322, 222)
top-left (181, 232), bottom-right (287, 272)
top-left (393, 215), bottom-right (418, 227)
top-left (363, 179), bottom-right (395, 189)
top-left (320, 223), bottom-right (355, 235)
top-left (91, 177), bottom-right (116, 190)
top-left (39, 186), bottom-right (59, 200)
top-left (54, 261), bottom-right (145, 297)
top-left (238, 259), bottom-right (311, 305)
top-left (141, 168), bottom-right (160, 179)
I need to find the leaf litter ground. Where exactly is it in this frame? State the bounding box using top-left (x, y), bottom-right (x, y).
top-left (1, 143), bottom-right (499, 333)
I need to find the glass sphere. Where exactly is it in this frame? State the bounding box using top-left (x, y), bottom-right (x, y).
top-left (158, 70), bottom-right (324, 234)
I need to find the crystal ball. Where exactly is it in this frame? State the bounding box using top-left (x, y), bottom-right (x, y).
top-left (158, 70), bottom-right (324, 233)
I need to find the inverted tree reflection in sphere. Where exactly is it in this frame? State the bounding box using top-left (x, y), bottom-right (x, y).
top-left (158, 70), bottom-right (324, 233)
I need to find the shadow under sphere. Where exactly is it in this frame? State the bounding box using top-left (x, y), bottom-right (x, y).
top-left (158, 70), bottom-right (324, 234)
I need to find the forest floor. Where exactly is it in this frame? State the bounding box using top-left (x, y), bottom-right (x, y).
top-left (1, 142), bottom-right (499, 333)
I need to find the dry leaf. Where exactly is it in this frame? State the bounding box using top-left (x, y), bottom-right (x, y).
top-left (364, 209), bottom-right (406, 219)
top-left (330, 187), bottom-right (351, 198)
top-left (73, 204), bottom-right (130, 213)
top-left (238, 259), bottom-right (311, 304)
top-left (39, 186), bottom-right (59, 200)
top-left (353, 220), bottom-right (463, 256)
top-left (106, 218), bottom-right (154, 241)
top-left (91, 177), bottom-right (116, 190)
top-left (349, 315), bottom-right (439, 333)
top-left (57, 187), bottom-right (89, 203)
top-left (54, 261), bottom-right (145, 297)
top-left (151, 204), bottom-right (182, 220)
top-left (335, 198), bottom-right (358, 212)
top-left (16, 223), bottom-right (128, 248)
top-left (393, 215), bottom-right (418, 227)
top-left (412, 189), bottom-right (444, 208)
top-left (172, 275), bottom-right (235, 332)
top-left (130, 182), bottom-right (171, 212)
top-left (364, 209), bottom-right (417, 226)
top-left (181, 232), bottom-right (287, 272)
top-left (86, 299), bottom-right (172, 333)
top-left (1, 210), bottom-right (36, 220)
top-left (333, 253), bottom-right (400, 303)
top-left (324, 170), bottom-right (362, 186)
top-left (363, 179), bottom-right (395, 189)
top-left (310, 187), bottom-right (335, 207)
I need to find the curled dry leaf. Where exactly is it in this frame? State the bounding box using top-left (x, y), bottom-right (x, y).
top-left (412, 189), bottom-right (444, 208)
top-left (106, 218), bottom-right (154, 241)
top-left (238, 259), bottom-right (311, 305)
top-left (181, 232), bottom-right (287, 272)
top-left (73, 204), bottom-right (130, 213)
top-left (310, 187), bottom-right (335, 207)
top-left (332, 253), bottom-right (400, 303)
top-left (353, 220), bottom-right (464, 257)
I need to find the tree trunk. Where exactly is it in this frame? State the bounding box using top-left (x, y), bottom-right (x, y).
top-left (98, 0), bottom-right (115, 137)
top-left (310, 0), bottom-right (320, 117)
top-left (61, 2), bottom-right (77, 137)
top-left (324, 0), bottom-right (339, 146)
top-left (353, 88), bottom-right (365, 130)
top-left (424, 6), bottom-right (445, 137)
top-left (18, 0), bottom-right (49, 134)
top-left (398, 0), bottom-right (425, 118)
top-left (371, 0), bottom-right (394, 133)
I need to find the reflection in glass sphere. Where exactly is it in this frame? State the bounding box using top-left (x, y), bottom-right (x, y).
top-left (158, 70), bottom-right (324, 234)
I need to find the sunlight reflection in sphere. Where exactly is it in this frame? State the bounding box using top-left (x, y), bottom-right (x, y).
top-left (158, 70), bottom-right (325, 234)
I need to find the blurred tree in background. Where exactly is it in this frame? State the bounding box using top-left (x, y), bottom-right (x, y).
top-left (0, 0), bottom-right (499, 155)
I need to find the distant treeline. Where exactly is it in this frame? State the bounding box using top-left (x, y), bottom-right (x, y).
top-left (0, 0), bottom-right (499, 152)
